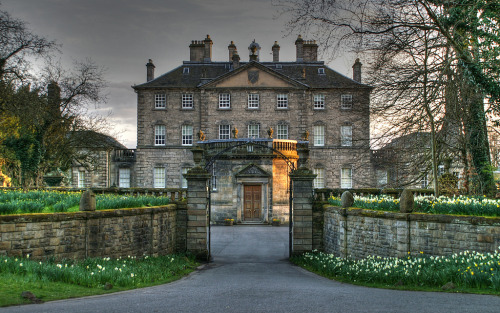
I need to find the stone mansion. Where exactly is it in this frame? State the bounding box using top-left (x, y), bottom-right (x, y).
top-left (73, 35), bottom-right (374, 223)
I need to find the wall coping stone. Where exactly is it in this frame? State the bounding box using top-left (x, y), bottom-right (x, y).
top-left (0, 205), bottom-right (177, 223)
top-left (325, 205), bottom-right (500, 226)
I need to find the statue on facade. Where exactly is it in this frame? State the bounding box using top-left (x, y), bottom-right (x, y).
top-left (303, 130), bottom-right (309, 141)
top-left (198, 130), bottom-right (206, 141)
top-left (232, 127), bottom-right (239, 139)
top-left (268, 127), bottom-right (273, 139)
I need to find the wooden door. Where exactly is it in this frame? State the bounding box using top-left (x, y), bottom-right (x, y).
top-left (244, 185), bottom-right (261, 221)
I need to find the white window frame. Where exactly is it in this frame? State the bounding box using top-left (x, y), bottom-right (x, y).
top-left (155, 125), bottom-right (166, 146)
top-left (154, 167), bottom-right (166, 188)
top-left (155, 94), bottom-right (166, 109)
top-left (248, 124), bottom-right (260, 138)
top-left (78, 170), bottom-right (86, 188)
top-left (277, 94), bottom-right (288, 109)
top-left (421, 175), bottom-right (429, 189)
top-left (119, 168), bottom-right (131, 188)
top-left (314, 125), bottom-right (325, 146)
top-left (341, 168), bottom-right (353, 189)
top-left (183, 67), bottom-right (190, 74)
top-left (219, 124), bottom-right (231, 139)
top-left (182, 125), bottom-right (193, 146)
top-left (182, 94), bottom-right (193, 109)
top-left (248, 94), bottom-right (259, 109)
top-left (313, 168), bottom-right (325, 189)
top-left (341, 94), bottom-right (353, 109)
top-left (314, 94), bottom-right (325, 109)
top-left (277, 124), bottom-right (288, 139)
top-left (438, 165), bottom-right (445, 177)
top-left (341, 125), bottom-right (352, 147)
top-left (318, 68), bottom-right (325, 75)
top-left (219, 93), bottom-right (231, 109)
top-left (181, 167), bottom-right (190, 189)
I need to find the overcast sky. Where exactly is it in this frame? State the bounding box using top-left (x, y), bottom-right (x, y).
top-left (2, 0), bottom-right (355, 148)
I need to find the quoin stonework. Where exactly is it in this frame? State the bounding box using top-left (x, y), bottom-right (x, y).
top-left (74, 35), bottom-right (374, 224)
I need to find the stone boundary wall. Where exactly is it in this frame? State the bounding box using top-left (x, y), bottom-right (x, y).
top-left (0, 205), bottom-right (181, 260)
top-left (324, 206), bottom-right (500, 258)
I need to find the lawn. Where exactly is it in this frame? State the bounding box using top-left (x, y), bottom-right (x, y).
top-left (0, 189), bottom-right (171, 214)
top-left (0, 254), bottom-right (198, 306)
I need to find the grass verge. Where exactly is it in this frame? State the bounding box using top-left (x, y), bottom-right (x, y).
top-left (0, 254), bottom-right (198, 307)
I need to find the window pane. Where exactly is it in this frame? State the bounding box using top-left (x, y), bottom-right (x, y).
top-left (341, 94), bottom-right (352, 109)
top-left (182, 94), bottom-right (193, 108)
top-left (78, 171), bottom-right (86, 188)
top-left (219, 125), bottom-right (231, 139)
top-left (314, 125), bottom-right (325, 146)
top-left (154, 167), bottom-right (165, 188)
top-left (277, 94), bottom-right (288, 109)
top-left (248, 94), bottom-right (259, 109)
top-left (119, 168), bottom-right (130, 188)
top-left (155, 125), bottom-right (166, 146)
top-left (314, 94), bottom-right (325, 109)
top-left (341, 168), bottom-right (352, 188)
top-left (313, 168), bottom-right (325, 188)
top-left (248, 124), bottom-right (259, 138)
top-left (341, 126), bottom-right (352, 146)
top-left (155, 94), bottom-right (166, 109)
top-left (277, 124), bottom-right (288, 139)
top-left (182, 125), bottom-right (193, 146)
top-left (219, 93), bottom-right (231, 108)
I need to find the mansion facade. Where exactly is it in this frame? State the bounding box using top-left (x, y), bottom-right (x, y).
top-left (73, 35), bottom-right (375, 223)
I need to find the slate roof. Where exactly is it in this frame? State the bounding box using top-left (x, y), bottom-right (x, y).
top-left (133, 61), bottom-right (372, 90)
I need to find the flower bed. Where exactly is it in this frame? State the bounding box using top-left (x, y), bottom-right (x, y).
top-left (0, 190), bottom-right (170, 215)
top-left (291, 249), bottom-right (500, 292)
top-left (328, 195), bottom-right (500, 217)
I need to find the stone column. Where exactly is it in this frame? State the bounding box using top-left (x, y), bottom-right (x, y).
top-left (290, 168), bottom-right (316, 255)
top-left (184, 167), bottom-right (210, 260)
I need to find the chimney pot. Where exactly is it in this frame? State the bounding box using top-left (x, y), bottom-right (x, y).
top-left (272, 41), bottom-right (280, 62)
top-left (146, 59), bottom-right (155, 82)
top-left (352, 58), bottom-right (362, 83)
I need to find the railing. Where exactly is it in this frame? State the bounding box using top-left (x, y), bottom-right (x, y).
top-left (199, 139), bottom-right (301, 159)
top-left (113, 149), bottom-right (136, 162)
top-left (314, 188), bottom-right (435, 201)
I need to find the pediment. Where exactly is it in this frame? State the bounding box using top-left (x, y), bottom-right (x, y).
top-left (215, 67), bottom-right (295, 88)
top-left (236, 163), bottom-right (271, 178)
top-left (202, 62), bottom-right (307, 89)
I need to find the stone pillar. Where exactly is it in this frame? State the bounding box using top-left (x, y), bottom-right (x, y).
top-left (184, 167), bottom-right (210, 260)
top-left (290, 168), bottom-right (316, 255)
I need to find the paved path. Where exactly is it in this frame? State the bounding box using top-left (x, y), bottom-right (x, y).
top-left (2, 225), bottom-right (500, 313)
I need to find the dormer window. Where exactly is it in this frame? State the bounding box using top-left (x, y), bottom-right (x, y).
top-left (183, 67), bottom-right (190, 74)
top-left (275, 64), bottom-right (282, 69)
top-left (318, 68), bottom-right (325, 75)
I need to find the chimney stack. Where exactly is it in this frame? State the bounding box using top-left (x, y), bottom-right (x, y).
top-left (228, 41), bottom-right (236, 61)
top-left (303, 40), bottom-right (318, 62)
top-left (232, 50), bottom-right (240, 69)
top-left (272, 41), bottom-right (280, 62)
top-left (189, 34), bottom-right (213, 62)
top-left (203, 34), bottom-right (212, 62)
top-left (295, 35), bottom-right (304, 62)
top-left (146, 59), bottom-right (155, 82)
top-left (352, 58), bottom-right (362, 83)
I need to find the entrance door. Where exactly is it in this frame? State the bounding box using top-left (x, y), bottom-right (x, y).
top-left (244, 185), bottom-right (261, 221)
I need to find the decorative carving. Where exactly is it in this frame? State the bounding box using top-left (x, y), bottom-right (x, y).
top-left (245, 167), bottom-right (261, 174)
top-left (268, 127), bottom-right (273, 139)
top-left (198, 130), bottom-right (206, 141)
top-left (248, 70), bottom-right (259, 84)
top-left (232, 127), bottom-right (238, 139)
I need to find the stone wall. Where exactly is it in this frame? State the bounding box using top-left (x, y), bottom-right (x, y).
top-left (0, 205), bottom-right (179, 260)
top-left (324, 206), bottom-right (500, 258)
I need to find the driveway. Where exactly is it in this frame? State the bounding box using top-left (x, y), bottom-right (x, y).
top-left (2, 225), bottom-right (499, 313)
